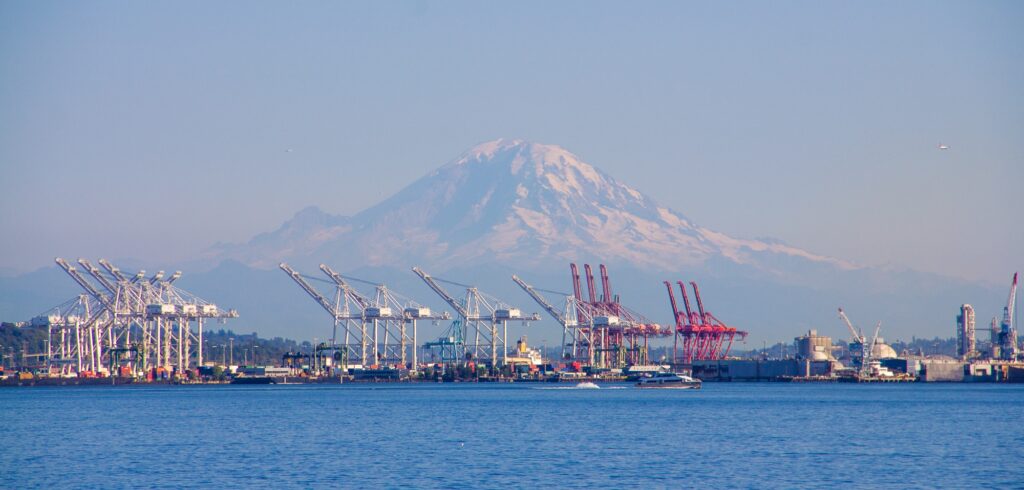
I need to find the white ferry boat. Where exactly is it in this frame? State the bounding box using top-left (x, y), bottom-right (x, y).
top-left (635, 372), bottom-right (702, 389)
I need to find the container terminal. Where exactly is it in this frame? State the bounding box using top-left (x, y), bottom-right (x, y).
top-left (2, 259), bottom-right (1022, 386)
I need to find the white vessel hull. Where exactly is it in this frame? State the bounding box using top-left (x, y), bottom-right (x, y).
top-left (635, 382), bottom-right (701, 389)
top-left (635, 372), bottom-right (702, 389)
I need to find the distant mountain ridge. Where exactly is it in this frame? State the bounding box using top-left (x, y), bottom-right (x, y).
top-left (209, 139), bottom-right (855, 280)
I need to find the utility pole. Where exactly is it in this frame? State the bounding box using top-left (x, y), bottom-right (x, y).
top-left (229, 338), bottom-right (234, 365)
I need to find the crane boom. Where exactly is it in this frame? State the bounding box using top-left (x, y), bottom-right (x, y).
top-left (600, 264), bottom-right (612, 303)
top-left (77, 259), bottom-right (118, 294)
top-left (664, 281), bottom-right (683, 325)
top-left (570, 264), bottom-right (583, 302)
top-left (676, 281), bottom-right (697, 326)
top-left (689, 281), bottom-right (709, 323)
top-left (570, 264), bottom-right (585, 323)
top-left (279, 263), bottom-right (338, 318)
top-left (584, 264), bottom-right (597, 305)
top-left (55, 258), bottom-right (115, 312)
top-left (130, 270), bottom-right (145, 284)
top-left (98, 259), bottom-right (129, 283)
top-left (1005, 272), bottom-right (1018, 328)
top-left (412, 267), bottom-right (469, 318)
top-left (837, 308), bottom-right (864, 343)
top-left (319, 264), bottom-right (371, 309)
top-left (512, 275), bottom-right (567, 326)
top-left (865, 321), bottom-right (882, 364)
top-left (166, 271), bottom-right (182, 285)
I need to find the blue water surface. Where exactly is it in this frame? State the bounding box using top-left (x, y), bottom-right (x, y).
top-left (1, 383), bottom-right (1022, 489)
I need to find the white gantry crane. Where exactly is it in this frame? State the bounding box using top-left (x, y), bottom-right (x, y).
top-left (280, 262), bottom-right (365, 371)
top-left (32, 294), bottom-right (101, 375)
top-left (413, 267), bottom-right (538, 367)
top-left (319, 264), bottom-right (449, 369)
top-left (316, 263), bottom-right (373, 364)
top-left (511, 274), bottom-right (593, 365)
top-left (49, 257), bottom-right (237, 377)
top-left (281, 263), bottom-right (449, 371)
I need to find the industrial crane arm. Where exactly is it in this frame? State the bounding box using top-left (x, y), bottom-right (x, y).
top-left (600, 264), bottom-right (613, 304)
top-left (512, 275), bottom-right (567, 326)
top-left (1006, 273), bottom-right (1018, 325)
top-left (55, 258), bottom-right (115, 312)
top-left (865, 321), bottom-right (882, 364)
top-left (689, 281), bottom-right (710, 323)
top-left (318, 264), bottom-right (371, 309)
top-left (837, 308), bottom-right (864, 343)
top-left (77, 259), bottom-right (118, 294)
top-left (280, 263), bottom-right (339, 318)
top-left (676, 282), bottom-right (697, 326)
top-left (148, 271), bottom-right (165, 285)
top-left (664, 281), bottom-right (683, 326)
top-left (166, 271), bottom-right (183, 285)
top-left (412, 267), bottom-right (469, 318)
top-left (584, 264), bottom-right (598, 304)
top-left (98, 259), bottom-right (129, 283)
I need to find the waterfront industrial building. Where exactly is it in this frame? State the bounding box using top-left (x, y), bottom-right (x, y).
top-left (957, 304), bottom-right (976, 359)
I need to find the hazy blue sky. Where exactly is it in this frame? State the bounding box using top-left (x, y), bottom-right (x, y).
top-left (1, 1), bottom-right (1021, 283)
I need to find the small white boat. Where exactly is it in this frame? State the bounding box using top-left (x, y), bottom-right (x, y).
top-left (635, 372), bottom-right (701, 389)
top-left (574, 381), bottom-right (600, 389)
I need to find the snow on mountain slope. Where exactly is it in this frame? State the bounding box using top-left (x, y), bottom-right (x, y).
top-left (211, 139), bottom-right (855, 277)
top-left (3, 140), bottom-right (997, 342)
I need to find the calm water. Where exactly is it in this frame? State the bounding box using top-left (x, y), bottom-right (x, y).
top-left (2, 383), bottom-right (1022, 489)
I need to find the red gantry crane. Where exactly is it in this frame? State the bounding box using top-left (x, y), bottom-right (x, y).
top-left (568, 263), bottom-right (671, 367)
top-left (665, 280), bottom-right (747, 365)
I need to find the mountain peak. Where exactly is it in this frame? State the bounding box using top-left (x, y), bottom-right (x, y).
top-left (211, 140), bottom-right (852, 276)
top-left (455, 138), bottom-right (528, 163)
top-left (449, 138), bottom-right (625, 199)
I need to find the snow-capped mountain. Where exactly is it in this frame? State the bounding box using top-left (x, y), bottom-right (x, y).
top-left (2, 139), bottom-right (991, 345)
top-left (175, 139), bottom-right (997, 343)
top-left (211, 139), bottom-right (855, 278)
top-left (2, 139), bottom-right (1000, 343)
